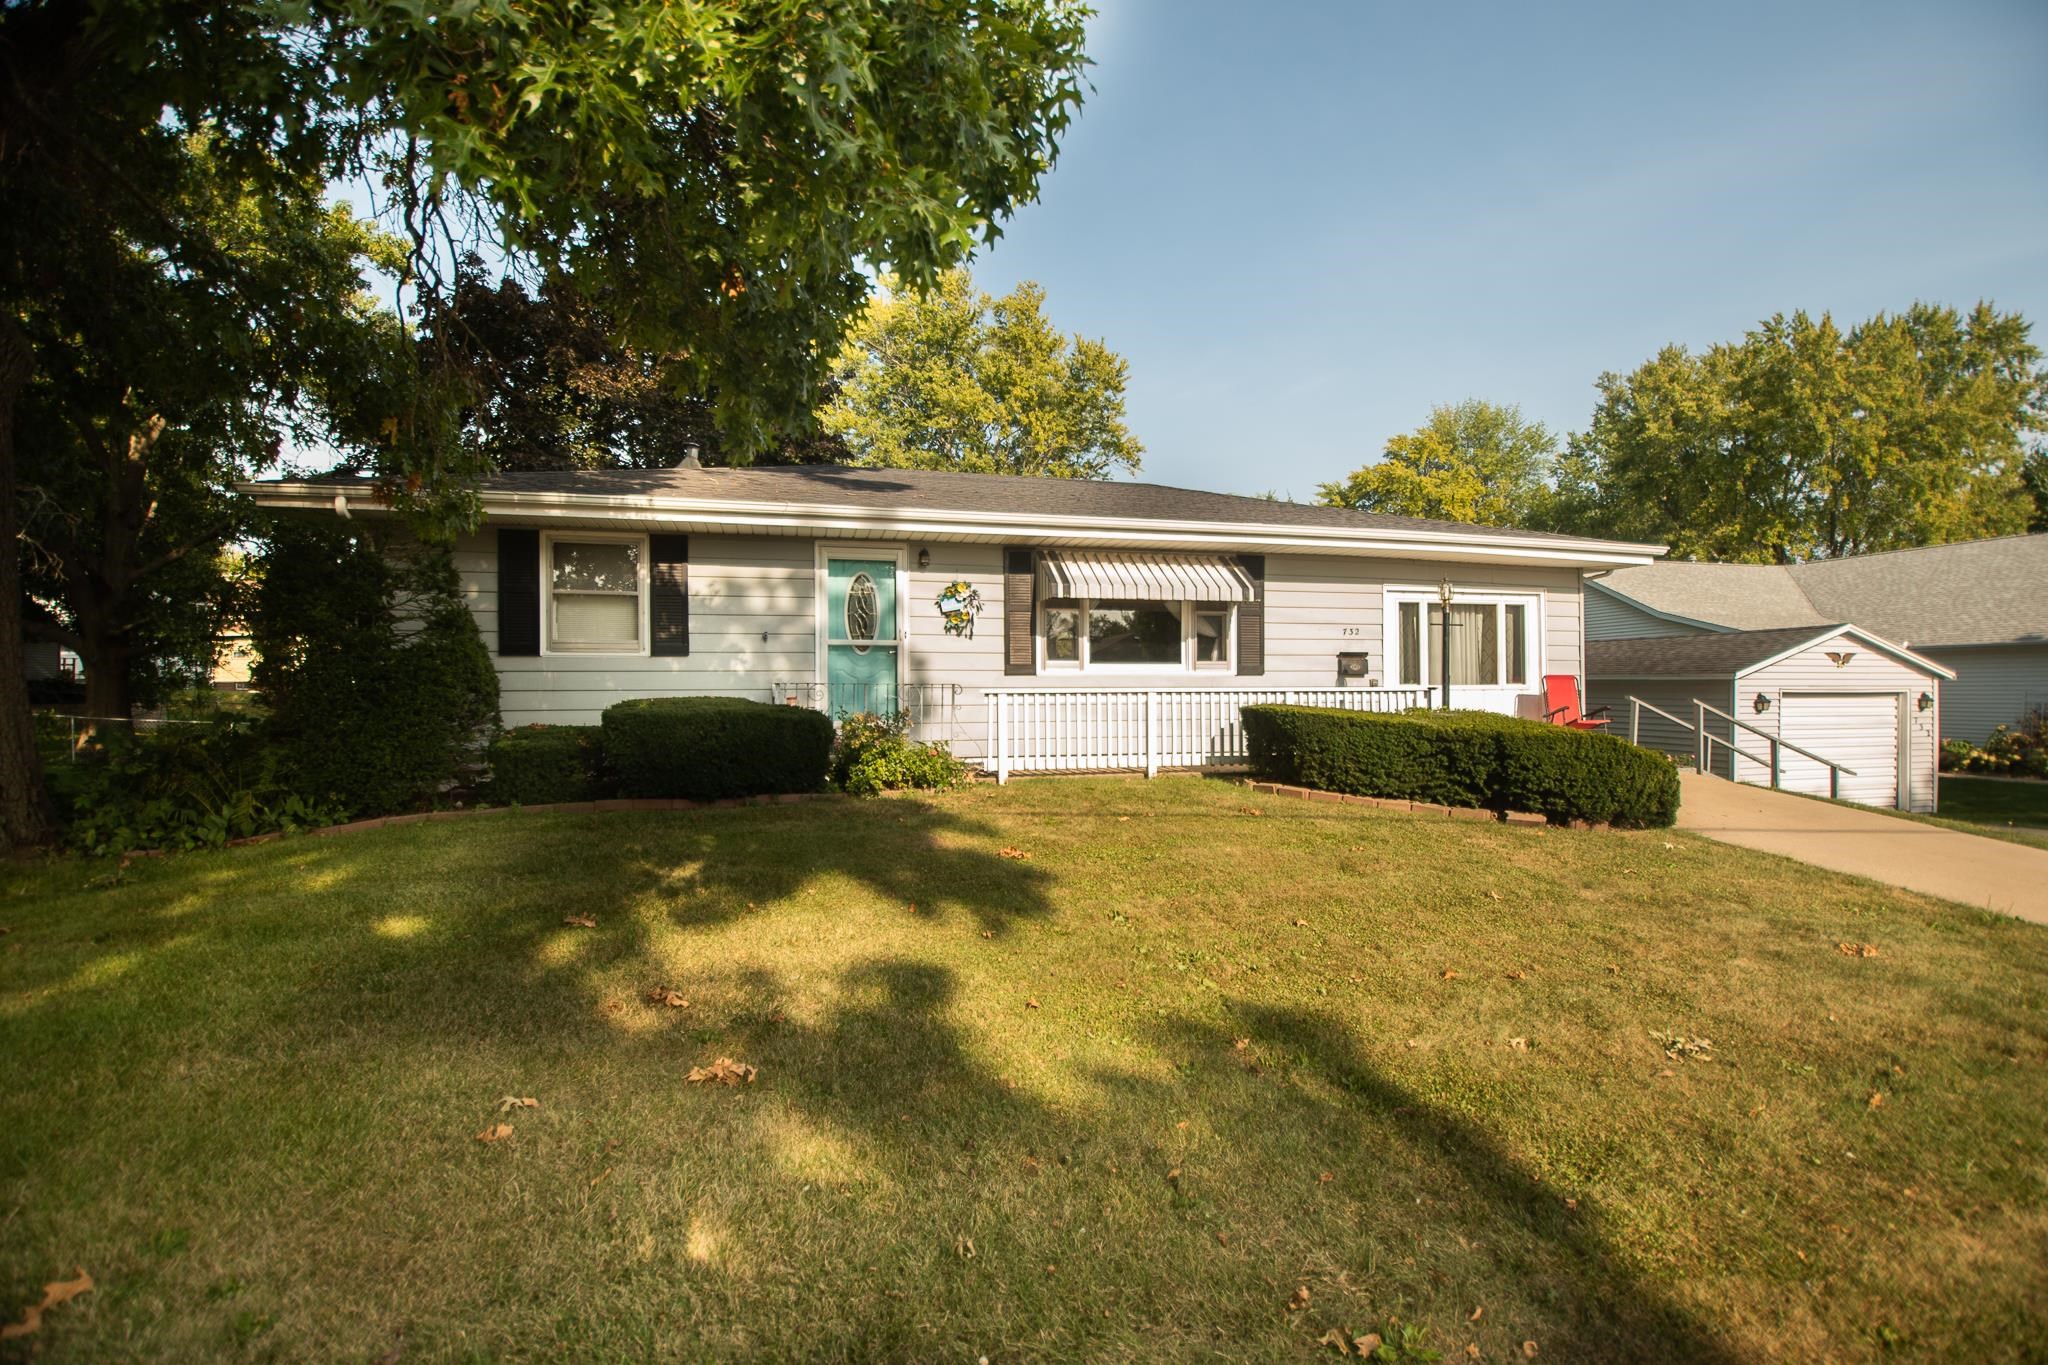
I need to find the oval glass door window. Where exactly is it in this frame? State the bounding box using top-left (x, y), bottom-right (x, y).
top-left (845, 572), bottom-right (879, 653)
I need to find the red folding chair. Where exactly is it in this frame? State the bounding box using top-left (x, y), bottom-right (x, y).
top-left (1543, 675), bottom-right (1610, 729)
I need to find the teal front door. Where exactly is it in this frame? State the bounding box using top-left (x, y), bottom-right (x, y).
top-left (825, 556), bottom-right (899, 718)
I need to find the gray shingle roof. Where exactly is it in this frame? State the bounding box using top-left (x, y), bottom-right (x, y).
top-left (295, 464), bottom-right (1625, 546)
top-left (1593, 533), bottom-right (2048, 646)
top-left (1587, 627), bottom-right (1846, 677)
top-left (1593, 562), bottom-right (1829, 630)
top-left (1789, 535), bottom-right (2048, 647)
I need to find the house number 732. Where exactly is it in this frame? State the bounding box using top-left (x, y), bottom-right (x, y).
top-left (1340, 627), bottom-right (1361, 637)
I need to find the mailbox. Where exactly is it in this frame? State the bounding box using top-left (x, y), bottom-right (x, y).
top-left (1336, 651), bottom-right (1370, 686)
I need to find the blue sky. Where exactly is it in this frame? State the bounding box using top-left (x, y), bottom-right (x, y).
top-left (970, 0), bottom-right (2048, 499)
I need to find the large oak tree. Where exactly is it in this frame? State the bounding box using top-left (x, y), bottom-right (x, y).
top-left (1, 0), bottom-right (1093, 846)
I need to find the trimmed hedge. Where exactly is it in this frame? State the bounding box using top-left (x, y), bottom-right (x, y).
top-left (1242, 705), bottom-right (1680, 828)
top-left (602, 697), bottom-right (833, 800)
top-left (487, 725), bottom-right (608, 805)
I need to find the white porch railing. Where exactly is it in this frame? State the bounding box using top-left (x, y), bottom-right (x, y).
top-left (983, 687), bottom-right (1436, 782)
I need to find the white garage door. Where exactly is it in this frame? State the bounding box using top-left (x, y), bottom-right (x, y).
top-left (1779, 692), bottom-right (1902, 807)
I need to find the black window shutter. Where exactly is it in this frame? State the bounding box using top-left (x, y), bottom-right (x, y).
top-left (649, 534), bottom-right (690, 657)
top-left (1236, 554), bottom-right (1266, 677)
top-left (497, 528), bottom-right (540, 657)
top-left (1003, 547), bottom-right (1036, 676)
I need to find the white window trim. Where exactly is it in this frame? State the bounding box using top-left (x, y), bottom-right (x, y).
top-left (1383, 585), bottom-right (1544, 691)
top-left (540, 530), bottom-right (651, 657)
top-left (1037, 597), bottom-right (1237, 675)
top-left (812, 543), bottom-right (909, 689)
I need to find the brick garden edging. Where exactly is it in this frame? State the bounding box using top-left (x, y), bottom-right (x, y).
top-left (1239, 779), bottom-right (1581, 828)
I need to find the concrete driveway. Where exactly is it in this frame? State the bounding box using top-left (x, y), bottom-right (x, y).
top-left (1675, 773), bottom-right (2048, 925)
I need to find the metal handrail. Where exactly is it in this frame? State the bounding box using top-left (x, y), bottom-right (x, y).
top-left (1625, 697), bottom-right (1776, 772)
top-left (1627, 694), bottom-right (1858, 798)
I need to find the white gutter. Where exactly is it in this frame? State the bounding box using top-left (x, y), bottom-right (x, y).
top-left (241, 481), bottom-right (1668, 569)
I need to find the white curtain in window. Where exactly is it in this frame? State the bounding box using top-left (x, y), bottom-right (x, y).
top-left (1428, 604), bottom-right (1499, 686)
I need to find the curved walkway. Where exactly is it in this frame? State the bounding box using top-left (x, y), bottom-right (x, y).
top-left (1675, 773), bottom-right (2048, 924)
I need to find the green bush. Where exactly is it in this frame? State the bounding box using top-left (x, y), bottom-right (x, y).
top-left (1242, 705), bottom-right (1680, 828)
top-left (1940, 710), bottom-right (2048, 778)
top-left (50, 722), bottom-right (346, 856)
top-left (601, 697), bottom-right (832, 800)
top-left (830, 711), bottom-right (970, 796)
top-left (486, 725), bottom-right (608, 804)
top-left (251, 520), bottom-right (500, 816)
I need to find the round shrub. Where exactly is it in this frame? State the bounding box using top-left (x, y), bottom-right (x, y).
top-left (601, 697), bottom-right (832, 800)
top-left (830, 711), bottom-right (969, 796)
top-left (486, 725), bottom-right (608, 805)
top-left (1243, 704), bottom-right (1680, 828)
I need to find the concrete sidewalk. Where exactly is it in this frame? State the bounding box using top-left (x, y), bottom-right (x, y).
top-left (1675, 773), bottom-right (2048, 925)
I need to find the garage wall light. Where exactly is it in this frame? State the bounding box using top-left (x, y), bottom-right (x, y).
top-left (1917, 691), bottom-right (1934, 712)
top-left (1753, 693), bottom-right (1772, 714)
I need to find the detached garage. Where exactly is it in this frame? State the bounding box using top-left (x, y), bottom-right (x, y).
top-left (1586, 624), bottom-right (1954, 812)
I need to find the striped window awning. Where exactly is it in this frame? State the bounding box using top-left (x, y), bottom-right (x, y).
top-left (1035, 550), bottom-right (1258, 603)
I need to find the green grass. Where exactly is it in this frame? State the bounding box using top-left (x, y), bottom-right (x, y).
top-left (3, 778), bottom-right (2045, 1361)
top-left (1926, 775), bottom-right (2048, 849)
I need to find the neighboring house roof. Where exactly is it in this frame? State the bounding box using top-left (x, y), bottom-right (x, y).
top-left (245, 465), bottom-right (1665, 568)
top-left (1590, 533), bottom-right (2048, 647)
top-left (1588, 625), bottom-right (1955, 680)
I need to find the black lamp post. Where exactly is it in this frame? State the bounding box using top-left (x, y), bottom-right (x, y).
top-left (1437, 577), bottom-right (1454, 710)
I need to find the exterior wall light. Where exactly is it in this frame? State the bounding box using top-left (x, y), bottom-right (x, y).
top-left (1753, 693), bottom-right (1772, 714)
top-left (1917, 691), bottom-right (1934, 712)
top-left (917, 547), bottom-right (931, 570)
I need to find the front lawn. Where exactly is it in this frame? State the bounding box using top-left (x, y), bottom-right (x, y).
top-left (1934, 774), bottom-right (2048, 849)
top-left (3, 779), bottom-right (2044, 1360)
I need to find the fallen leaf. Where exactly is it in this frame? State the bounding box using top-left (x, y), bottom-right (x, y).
top-left (1025, 997), bottom-right (1041, 1010)
top-left (1470, 1305), bottom-right (1484, 1321)
top-left (562, 915), bottom-right (597, 928)
top-left (1605, 963), bottom-right (1620, 974)
top-left (1837, 942), bottom-right (1880, 958)
top-left (646, 988), bottom-right (690, 1008)
top-left (1292, 918), bottom-right (1310, 927)
top-left (1022, 1156), bottom-right (1042, 1174)
top-left (1440, 968), bottom-right (1459, 980)
top-left (1117, 815), bottom-right (1131, 822)
top-left (1868, 1092), bottom-right (1886, 1109)
top-left (981, 930), bottom-right (993, 939)
top-left (1357, 1332), bottom-right (1383, 1355)
top-left (1486, 889), bottom-right (1502, 901)
top-left (1287, 1285), bottom-right (1310, 1312)
top-left (1564, 1197), bottom-right (1579, 1210)
top-left (0, 1269), bottom-right (94, 1341)
top-left (1468, 1347), bottom-right (1483, 1360)
top-left (1318, 1170), bottom-right (1334, 1184)
top-left (685, 1057), bottom-right (757, 1085)
top-left (1523, 1343), bottom-right (1540, 1359)
top-left (1215, 1231), bottom-right (1229, 1246)
top-left (1238, 806), bottom-right (1264, 816)
top-left (999, 846), bottom-right (1031, 860)
top-left (1166, 1167), bottom-right (1182, 1182)
top-left (1657, 1067), bottom-right (1677, 1077)
top-left (1319, 1328), bottom-right (1353, 1354)
top-left (475, 1124), bottom-right (513, 1143)
top-left (1507, 1037), bottom-right (1529, 1052)
top-left (1232, 1037), bottom-right (1250, 1051)
top-left (1504, 969), bottom-right (1527, 981)
top-left (496, 1096), bottom-right (538, 1113)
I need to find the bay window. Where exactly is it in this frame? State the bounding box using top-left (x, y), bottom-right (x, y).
top-left (1042, 599), bottom-right (1235, 672)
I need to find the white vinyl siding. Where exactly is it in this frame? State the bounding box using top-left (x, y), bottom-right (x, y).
top-left (1917, 644), bottom-right (2048, 744)
top-left (460, 532), bottom-right (1590, 766)
top-left (1584, 586), bottom-right (1713, 640)
top-left (1732, 630), bottom-right (1940, 813)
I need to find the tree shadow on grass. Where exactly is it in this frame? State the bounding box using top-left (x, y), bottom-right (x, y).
top-left (1118, 999), bottom-right (1742, 1364)
top-left (597, 797), bottom-right (1057, 938)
